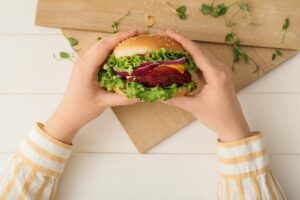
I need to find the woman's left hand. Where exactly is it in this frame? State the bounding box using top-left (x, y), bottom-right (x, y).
top-left (44, 30), bottom-right (143, 144)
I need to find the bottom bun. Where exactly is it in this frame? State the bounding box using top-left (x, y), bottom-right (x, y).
top-left (113, 85), bottom-right (189, 100)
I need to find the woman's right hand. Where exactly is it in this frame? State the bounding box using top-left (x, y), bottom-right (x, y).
top-left (158, 29), bottom-right (251, 142)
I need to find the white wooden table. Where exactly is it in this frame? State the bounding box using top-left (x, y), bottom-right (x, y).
top-left (1, 1), bottom-right (300, 199)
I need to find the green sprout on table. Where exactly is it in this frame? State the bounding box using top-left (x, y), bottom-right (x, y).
top-left (67, 37), bottom-right (78, 46)
top-left (272, 49), bottom-right (283, 61)
top-left (53, 51), bottom-right (77, 62)
top-left (200, 1), bottom-right (228, 17)
top-left (67, 37), bottom-right (81, 52)
top-left (176, 5), bottom-right (187, 20)
top-left (111, 22), bottom-right (118, 34)
top-left (200, 0), bottom-right (261, 74)
top-left (167, 2), bottom-right (187, 20)
top-left (225, 32), bottom-right (259, 73)
top-left (111, 11), bottom-right (130, 34)
top-left (238, 2), bottom-right (256, 25)
top-left (225, 2), bottom-right (258, 27)
top-left (200, 4), bottom-right (213, 15)
top-left (282, 18), bottom-right (290, 43)
top-left (200, 0), bottom-right (258, 27)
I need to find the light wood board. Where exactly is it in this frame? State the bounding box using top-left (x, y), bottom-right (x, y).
top-left (62, 29), bottom-right (297, 153)
top-left (36, 0), bottom-right (300, 49)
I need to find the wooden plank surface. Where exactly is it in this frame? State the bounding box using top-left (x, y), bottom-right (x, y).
top-left (36, 0), bottom-right (300, 49)
top-left (63, 29), bottom-right (297, 152)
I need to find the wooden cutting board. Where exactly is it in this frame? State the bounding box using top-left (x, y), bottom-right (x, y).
top-left (36, 0), bottom-right (300, 49)
top-left (35, 0), bottom-right (300, 152)
top-left (62, 29), bottom-right (297, 153)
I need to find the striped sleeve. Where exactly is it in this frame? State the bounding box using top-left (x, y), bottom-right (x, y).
top-left (0, 122), bottom-right (72, 200)
top-left (217, 132), bottom-right (286, 200)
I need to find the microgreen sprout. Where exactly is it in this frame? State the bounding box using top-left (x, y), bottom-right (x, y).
top-left (111, 11), bottom-right (130, 34)
top-left (67, 37), bottom-right (78, 46)
top-left (166, 2), bottom-right (187, 20)
top-left (200, 2), bottom-right (228, 17)
top-left (53, 51), bottom-right (77, 62)
top-left (272, 49), bottom-right (283, 61)
top-left (282, 18), bottom-right (290, 43)
top-left (225, 32), bottom-right (259, 73)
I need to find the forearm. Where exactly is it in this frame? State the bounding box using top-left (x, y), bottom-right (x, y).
top-left (44, 104), bottom-right (81, 144)
top-left (217, 133), bottom-right (285, 199)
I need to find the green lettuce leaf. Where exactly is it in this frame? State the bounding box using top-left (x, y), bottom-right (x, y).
top-left (137, 88), bottom-right (164, 102)
top-left (125, 82), bottom-right (145, 98)
top-left (98, 68), bottom-right (124, 91)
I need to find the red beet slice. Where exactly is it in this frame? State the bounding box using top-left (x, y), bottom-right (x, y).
top-left (135, 66), bottom-right (191, 87)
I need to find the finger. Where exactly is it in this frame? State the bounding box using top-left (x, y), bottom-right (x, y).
top-left (86, 29), bottom-right (148, 65)
top-left (100, 91), bottom-right (139, 107)
top-left (164, 29), bottom-right (222, 83)
top-left (81, 30), bottom-right (147, 78)
top-left (82, 30), bottom-right (138, 73)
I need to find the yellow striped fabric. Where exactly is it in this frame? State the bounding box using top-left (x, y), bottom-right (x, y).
top-left (217, 132), bottom-right (286, 200)
top-left (0, 123), bottom-right (72, 199)
top-left (18, 169), bottom-right (36, 200)
top-left (252, 177), bottom-right (262, 200)
top-left (35, 176), bottom-right (50, 200)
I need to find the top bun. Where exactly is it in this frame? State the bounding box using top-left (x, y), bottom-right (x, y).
top-left (113, 35), bottom-right (184, 58)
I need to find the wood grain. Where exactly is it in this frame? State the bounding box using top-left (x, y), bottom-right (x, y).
top-left (36, 0), bottom-right (300, 50)
top-left (63, 29), bottom-right (297, 153)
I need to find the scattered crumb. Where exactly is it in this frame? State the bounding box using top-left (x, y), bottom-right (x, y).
top-left (145, 14), bottom-right (156, 28)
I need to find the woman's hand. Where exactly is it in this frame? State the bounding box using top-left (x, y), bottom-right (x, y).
top-left (159, 30), bottom-right (251, 142)
top-left (44, 30), bottom-right (143, 144)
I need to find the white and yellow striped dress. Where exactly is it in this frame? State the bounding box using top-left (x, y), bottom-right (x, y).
top-left (0, 123), bottom-right (285, 200)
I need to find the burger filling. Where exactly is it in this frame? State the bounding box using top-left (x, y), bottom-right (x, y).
top-left (135, 66), bottom-right (191, 87)
top-left (98, 48), bottom-right (197, 102)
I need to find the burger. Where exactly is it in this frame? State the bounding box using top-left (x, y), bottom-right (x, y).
top-left (98, 35), bottom-right (197, 102)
